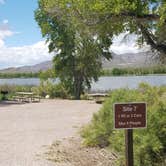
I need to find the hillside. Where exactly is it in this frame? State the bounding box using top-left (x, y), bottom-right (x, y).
top-left (0, 52), bottom-right (155, 73)
top-left (0, 61), bottom-right (52, 73)
top-left (103, 51), bottom-right (154, 69)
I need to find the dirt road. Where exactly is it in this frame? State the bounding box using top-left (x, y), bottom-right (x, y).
top-left (0, 100), bottom-right (101, 166)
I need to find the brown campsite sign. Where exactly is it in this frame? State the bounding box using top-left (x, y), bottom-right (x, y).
top-left (114, 103), bottom-right (147, 129)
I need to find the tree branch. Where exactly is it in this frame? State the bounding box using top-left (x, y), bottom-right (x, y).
top-left (82, 12), bottom-right (160, 26)
top-left (119, 12), bottom-right (160, 21)
top-left (138, 23), bottom-right (166, 54)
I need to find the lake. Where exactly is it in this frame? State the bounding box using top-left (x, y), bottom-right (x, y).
top-left (0, 75), bottom-right (166, 92)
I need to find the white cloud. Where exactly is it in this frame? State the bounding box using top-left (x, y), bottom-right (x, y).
top-left (0, 39), bottom-right (4, 48)
top-left (0, 19), bottom-right (54, 69)
top-left (0, 41), bottom-right (54, 69)
top-left (0, 0), bottom-right (5, 4)
top-left (110, 33), bottom-right (145, 54)
top-left (0, 29), bottom-right (14, 40)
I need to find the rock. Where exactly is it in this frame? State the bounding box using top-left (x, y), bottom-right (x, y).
top-left (45, 95), bottom-right (50, 99)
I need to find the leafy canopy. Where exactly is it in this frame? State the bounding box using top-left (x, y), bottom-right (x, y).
top-left (43, 0), bottom-right (166, 63)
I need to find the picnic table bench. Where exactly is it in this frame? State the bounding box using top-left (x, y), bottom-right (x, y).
top-left (13, 92), bottom-right (41, 103)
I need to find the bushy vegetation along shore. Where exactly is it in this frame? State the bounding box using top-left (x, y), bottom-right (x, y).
top-left (0, 66), bottom-right (166, 79)
top-left (102, 66), bottom-right (166, 76)
top-left (0, 85), bottom-right (33, 101)
top-left (0, 81), bottom-right (69, 101)
top-left (81, 83), bottom-right (166, 166)
top-left (0, 72), bottom-right (39, 78)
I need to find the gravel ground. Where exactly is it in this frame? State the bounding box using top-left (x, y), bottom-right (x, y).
top-left (0, 99), bottom-right (101, 166)
top-left (44, 137), bottom-right (117, 166)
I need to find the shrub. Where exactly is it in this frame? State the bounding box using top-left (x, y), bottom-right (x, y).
top-left (0, 84), bottom-right (14, 93)
top-left (0, 85), bottom-right (33, 93)
top-left (0, 85), bottom-right (35, 100)
top-left (0, 81), bottom-right (70, 100)
top-left (0, 94), bottom-right (3, 101)
top-left (112, 68), bottom-right (125, 75)
top-left (33, 80), bottom-right (69, 99)
top-left (81, 83), bottom-right (166, 166)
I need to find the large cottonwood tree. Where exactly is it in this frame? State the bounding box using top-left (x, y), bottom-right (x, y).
top-left (35, 0), bottom-right (112, 99)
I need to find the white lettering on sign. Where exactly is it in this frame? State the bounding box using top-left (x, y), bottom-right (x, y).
top-left (118, 122), bottom-right (126, 126)
top-left (118, 121), bottom-right (142, 126)
top-left (118, 114), bottom-right (143, 118)
top-left (122, 106), bottom-right (137, 112)
top-left (129, 121), bottom-right (141, 125)
top-left (131, 114), bottom-right (142, 118)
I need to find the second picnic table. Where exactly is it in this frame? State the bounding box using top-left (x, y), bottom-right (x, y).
top-left (87, 93), bottom-right (108, 104)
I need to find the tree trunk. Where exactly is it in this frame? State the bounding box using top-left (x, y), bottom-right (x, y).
top-left (73, 75), bottom-right (83, 100)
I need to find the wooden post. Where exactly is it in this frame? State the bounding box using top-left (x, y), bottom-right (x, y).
top-left (125, 129), bottom-right (134, 166)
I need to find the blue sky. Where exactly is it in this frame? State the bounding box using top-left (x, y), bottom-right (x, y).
top-left (0, 0), bottom-right (147, 69)
top-left (0, 0), bottom-right (42, 47)
top-left (0, 0), bottom-right (54, 69)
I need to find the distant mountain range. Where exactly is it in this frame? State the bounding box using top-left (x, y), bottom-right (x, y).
top-left (0, 52), bottom-right (155, 73)
top-left (103, 51), bottom-right (155, 69)
top-left (0, 61), bottom-right (53, 73)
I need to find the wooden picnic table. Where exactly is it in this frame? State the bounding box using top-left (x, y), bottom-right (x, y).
top-left (14, 92), bottom-right (40, 102)
top-left (16, 92), bottom-right (34, 95)
top-left (88, 93), bottom-right (108, 97)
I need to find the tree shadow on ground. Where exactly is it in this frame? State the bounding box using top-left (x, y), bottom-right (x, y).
top-left (0, 100), bottom-right (26, 107)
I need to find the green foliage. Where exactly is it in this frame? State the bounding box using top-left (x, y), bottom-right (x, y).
top-left (112, 68), bottom-right (126, 76)
top-left (0, 82), bottom-right (69, 100)
top-left (33, 80), bottom-right (69, 99)
top-left (0, 94), bottom-right (3, 101)
top-left (39, 69), bottom-right (56, 80)
top-left (81, 83), bottom-right (166, 165)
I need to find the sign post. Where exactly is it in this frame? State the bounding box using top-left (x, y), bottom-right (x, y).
top-left (125, 129), bottom-right (133, 166)
top-left (114, 103), bottom-right (146, 166)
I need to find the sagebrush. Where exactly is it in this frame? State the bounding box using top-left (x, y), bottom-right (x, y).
top-left (81, 83), bottom-right (166, 166)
